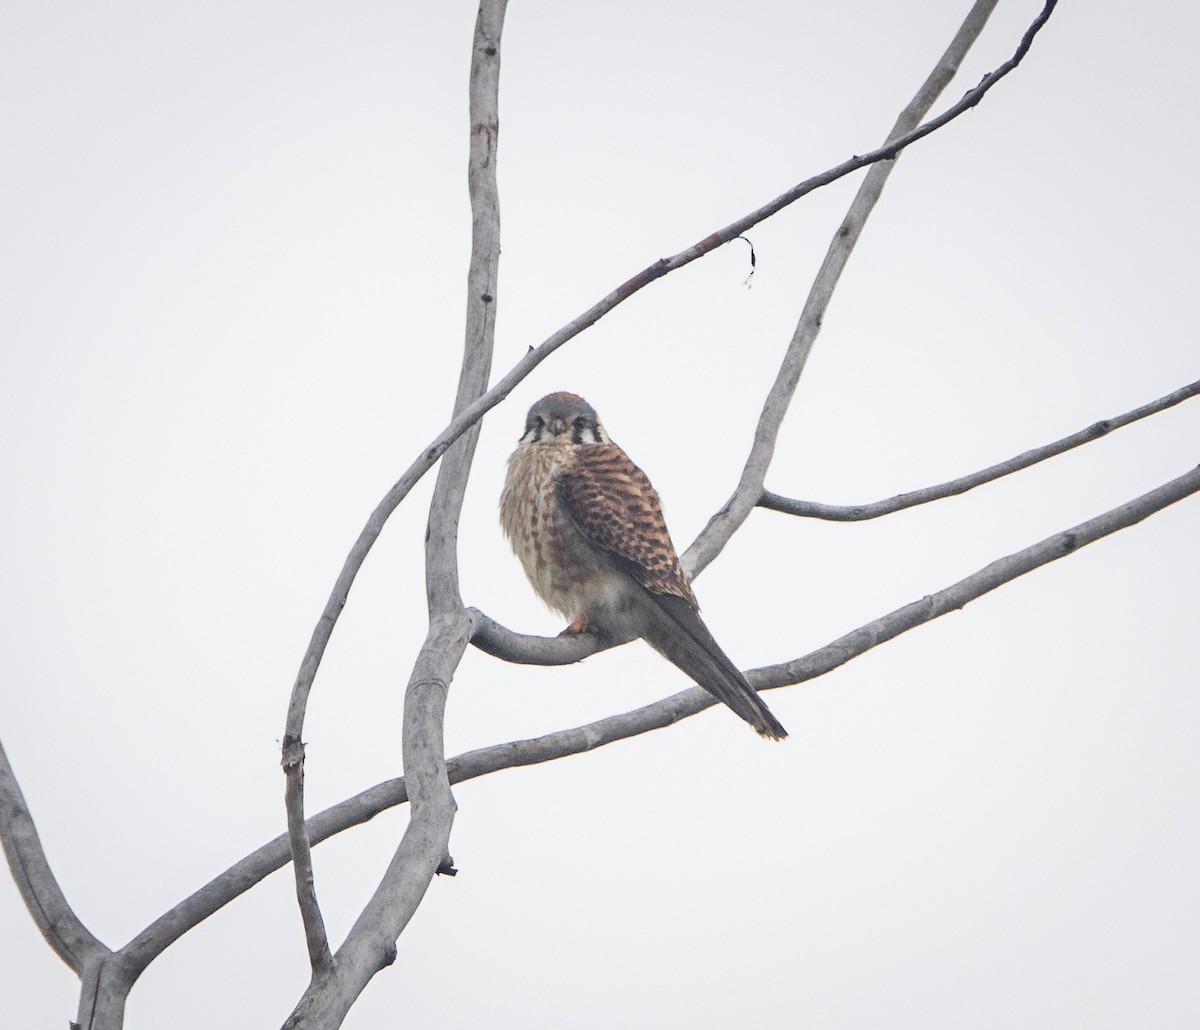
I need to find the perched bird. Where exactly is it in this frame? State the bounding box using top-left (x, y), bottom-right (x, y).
top-left (500, 391), bottom-right (787, 739)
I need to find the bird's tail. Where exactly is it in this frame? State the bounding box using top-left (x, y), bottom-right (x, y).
top-left (641, 592), bottom-right (787, 740)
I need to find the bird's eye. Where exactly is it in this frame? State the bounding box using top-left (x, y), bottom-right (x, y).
top-left (522, 413), bottom-right (546, 440)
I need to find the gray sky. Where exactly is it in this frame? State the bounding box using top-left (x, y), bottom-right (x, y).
top-left (2, 2), bottom-right (1198, 1027)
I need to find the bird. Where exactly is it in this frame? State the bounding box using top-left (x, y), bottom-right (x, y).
top-left (500, 391), bottom-right (787, 739)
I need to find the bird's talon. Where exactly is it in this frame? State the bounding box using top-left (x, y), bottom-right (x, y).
top-left (560, 616), bottom-right (589, 636)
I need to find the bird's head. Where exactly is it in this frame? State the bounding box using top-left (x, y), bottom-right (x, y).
top-left (518, 392), bottom-right (610, 446)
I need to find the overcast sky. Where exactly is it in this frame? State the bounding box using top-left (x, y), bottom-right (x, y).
top-left (2, 2), bottom-right (1198, 1027)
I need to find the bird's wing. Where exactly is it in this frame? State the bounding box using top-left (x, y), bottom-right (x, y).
top-left (558, 443), bottom-right (787, 740)
top-left (556, 443), bottom-right (696, 604)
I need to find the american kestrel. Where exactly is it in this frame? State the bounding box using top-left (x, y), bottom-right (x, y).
top-left (500, 391), bottom-right (787, 739)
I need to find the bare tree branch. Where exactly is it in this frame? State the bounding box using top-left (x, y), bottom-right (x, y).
top-left (284, 755), bottom-right (332, 972)
top-left (120, 777), bottom-right (411, 976)
top-left (7, 0), bottom-right (1068, 1018)
top-left (97, 454), bottom-right (1194, 995)
top-left (686, 0), bottom-right (1021, 578)
top-left (279, 616), bottom-right (471, 1030)
top-left (758, 464), bottom-right (1200, 685)
top-left (18, 4), bottom-right (1187, 1027)
top-left (137, 463), bottom-right (1199, 952)
top-left (449, 463), bottom-right (1200, 773)
top-left (72, 953), bottom-right (138, 1030)
top-left (278, 0), bottom-right (1058, 770)
top-left (0, 740), bottom-right (108, 975)
top-left (273, 0), bottom-right (1042, 965)
top-left (0, 741), bottom-right (139, 1029)
top-left (470, 611), bottom-right (602, 665)
top-left (760, 377), bottom-right (1200, 521)
top-left (62, 357), bottom-right (1186, 1016)
top-left (281, 2), bottom-right (507, 1026)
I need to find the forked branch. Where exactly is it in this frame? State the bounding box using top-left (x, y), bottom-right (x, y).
top-left (686, 0), bottom-right (1033, 577)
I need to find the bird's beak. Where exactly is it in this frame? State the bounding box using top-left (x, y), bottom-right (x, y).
top-left (548, 417), bottom-right (567, 437)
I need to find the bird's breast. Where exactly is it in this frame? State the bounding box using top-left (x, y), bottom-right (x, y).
top-left (500, 443), bottom-right (629, 623)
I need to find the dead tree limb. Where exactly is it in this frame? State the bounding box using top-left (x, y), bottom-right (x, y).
top-left (280, 2), bottom-right (507, 1027)
top-left (685, 0), bottom-right (1020, 577)
top-left (138, 463), bottom-right (1200, 936)
top-left (759, 377), bottom-right (1200, 520)
top-left (0, 740), bottom-right (107, 975)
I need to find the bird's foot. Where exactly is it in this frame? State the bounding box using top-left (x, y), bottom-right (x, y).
top-left (559, 615), bottom-right (589, 636)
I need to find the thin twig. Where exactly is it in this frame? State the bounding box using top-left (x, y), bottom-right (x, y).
top-left (760, 377), bottom-right (1200, 520)
top-left (685, 0), bottom-right (1022, 578)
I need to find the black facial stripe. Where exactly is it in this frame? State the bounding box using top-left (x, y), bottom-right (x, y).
top-left (572, 415), bottom-right (598, 444)
top-left (524, 414), bottom-right (546, 442)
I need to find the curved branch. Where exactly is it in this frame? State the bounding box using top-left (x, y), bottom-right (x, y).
top-left (125, 462), bottom-right (1199, 973)
top-left (282, 1), bottom-right (506, 1025)
top-left (760, 377), bottom-right (1200, 521)
top-left (0, 739), bottom-right (109, 976)
top-left (0, 2), bottom-right (1070, 1020)
top-left (120, 777), bottom-right (410, 976)
top-left (280, 0), bottom-right (1057, 762)
top-left (462, 462), bottom-right (1200, 761)
top-left (478, 464), bottom-right (1200, 688)
top-left (470, 612), bottom-right (603, 665)
top-left (284, 755), bottom-right (331, 972)
top-left (281, 616), bottom-right (470, 1030)
top-left (685, 0), bottom-right (1031, 577)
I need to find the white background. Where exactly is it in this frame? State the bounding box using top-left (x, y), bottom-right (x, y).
top-left (2, 1), bottom-right (1197, 1027)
